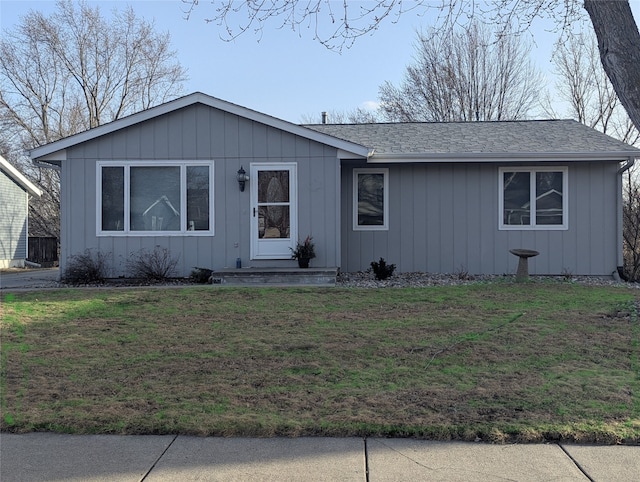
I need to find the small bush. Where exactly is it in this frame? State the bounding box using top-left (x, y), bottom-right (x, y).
top-left (454, 265), bottom-right (474, 281)
top-left (561, 267), bottom-right (574, 281)
top-left (63, 249), bottom-right (110, 284)
top-left (127, 247), bottom-right (179, 281)
top-left (290, 235), bottom-right (316, 260)
top-left (370, 257), bottom-right (396, 280)
top-left (190, 267), bottom-right (213, 284)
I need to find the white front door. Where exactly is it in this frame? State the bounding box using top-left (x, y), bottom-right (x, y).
top-left (250, 163), bottom-right (297, 260)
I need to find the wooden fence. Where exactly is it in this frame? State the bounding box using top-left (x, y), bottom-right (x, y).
top-left (28, 237), bottom-right (59, 267)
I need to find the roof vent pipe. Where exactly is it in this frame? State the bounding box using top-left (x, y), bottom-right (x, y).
top-left (321, 111), bottom-right (328, 124)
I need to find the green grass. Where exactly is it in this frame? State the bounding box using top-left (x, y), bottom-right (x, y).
top-left (1, 282), bottom-right (639, 443)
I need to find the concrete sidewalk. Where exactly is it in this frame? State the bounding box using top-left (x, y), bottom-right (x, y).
top-left (1, 434), bottom-right (638, 481)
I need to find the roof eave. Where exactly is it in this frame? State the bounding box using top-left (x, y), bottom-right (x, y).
top-left (366, 151), bottom-right (640, 163)
top-left (0, 156), bottom-right (43, 197)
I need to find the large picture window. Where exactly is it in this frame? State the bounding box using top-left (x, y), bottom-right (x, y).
top-left (98, 161), bottom-right (213, 235)
top-left (353, 168), bottom-right (389, 230)
top-left (499, 167), bottom-right (568, 230)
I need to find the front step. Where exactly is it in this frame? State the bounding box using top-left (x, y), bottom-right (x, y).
top-left (213, 267), bottom-right (337, 286)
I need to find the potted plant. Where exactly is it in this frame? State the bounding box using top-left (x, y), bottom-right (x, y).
top-left (291, 235), bottom-right (316, 268)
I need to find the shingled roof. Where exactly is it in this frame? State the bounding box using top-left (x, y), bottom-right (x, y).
top-left (306, 119), bottom-right (640, 161)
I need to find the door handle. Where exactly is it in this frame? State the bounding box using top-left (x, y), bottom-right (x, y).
top-left (253, 207), bottom-right (256, 217)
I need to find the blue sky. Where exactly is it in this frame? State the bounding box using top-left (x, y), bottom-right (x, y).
top-left (2, 1), bottom-right (639, 123)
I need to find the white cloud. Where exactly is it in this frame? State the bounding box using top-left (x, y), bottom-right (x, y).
top-left (360, 100), bottom-right (380, 111)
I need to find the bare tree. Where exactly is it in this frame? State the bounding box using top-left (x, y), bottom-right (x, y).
top-left (23, 163), bottom-right (61, 240)
top-left (544, 31), bottom-right (639, 146)
top-left (0, 0), bottom-right (188, 239)
top-left (181, 0), bottom-right (407, 50)
top-left (623, 169), bottom-right (640, 280)
top-left (542, 30), bottom-right (640, 278)
top-left (379, 22), bottom-right (542, 122)
top-left (584, 1), bottom-right (640, 133)
top-left (183, 0), bottom-right (640, 133)
top-left (1, 0), bottom-right (187, 146)
top-left (0, 145), bottom-right (59, 239)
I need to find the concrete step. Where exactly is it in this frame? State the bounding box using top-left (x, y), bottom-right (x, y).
top-left (213, 267), bottom-right (337, 286)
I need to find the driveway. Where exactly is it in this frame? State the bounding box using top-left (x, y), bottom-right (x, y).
top-left (0, 268), bottom-right (60, 290)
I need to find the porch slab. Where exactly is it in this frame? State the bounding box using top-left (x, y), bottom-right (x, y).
top-left (213, 267), bottom-right (338, 286)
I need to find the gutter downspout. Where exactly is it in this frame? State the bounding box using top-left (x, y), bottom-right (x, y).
top-left (616, 157), bottom-right (635, 281)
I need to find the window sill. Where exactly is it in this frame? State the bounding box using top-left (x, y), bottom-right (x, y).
top-left (499, 225), bottom-right (568, 231)
top-left (97, 231), bottom-right (214, 237)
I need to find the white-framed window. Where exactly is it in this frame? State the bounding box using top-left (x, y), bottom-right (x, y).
top-left (353, 168), bottom-right (389, 231)
top-left (97, 161), bottom-right (213, 236)
top-left (499, 166), bottom-right (568, 230)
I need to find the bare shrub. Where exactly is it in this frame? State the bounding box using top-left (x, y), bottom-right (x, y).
top-left (454, 265), bottom-right (474, 281)
top-left (561, 268), bottom-right (574, 281)
top-left (63, 249), bottom-right (110, 284)
top-left (127, 247), bottom-right (179, 281)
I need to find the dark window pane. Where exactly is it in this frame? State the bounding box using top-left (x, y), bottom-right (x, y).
top-left (536, 171), bottom-right (563, 225)
top-left (358, 173), bottom-right (385, 226)
top-left (503, 171), bottom-right (530, 225)
top-left (102, 167), bottom-right (124, 231)
top-left (258, 170), bottom-right (289, 203)
top-left (258, 206), bottom-right (290, 239)
top-left (187, 166), bottom-right (209, 231)
top-left (130, 166), bottom-right (180, 231)
top-left (257, 169), bottom-right (290, 239)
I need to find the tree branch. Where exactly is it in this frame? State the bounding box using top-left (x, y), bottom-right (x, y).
top-left (585, 0), bottom-right (640, 131)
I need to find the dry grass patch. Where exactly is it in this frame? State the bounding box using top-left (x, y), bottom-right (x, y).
top-left (1, 283), bottom-right (639, 443)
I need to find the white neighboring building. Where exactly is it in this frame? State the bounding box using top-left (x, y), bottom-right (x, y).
top-left (0, 155), bottom-right (42, 268)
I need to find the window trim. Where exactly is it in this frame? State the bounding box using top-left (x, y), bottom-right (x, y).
top-left (96, 160), bottom-right (214, 236)
top-left (499, 166), bottom-right (568, 231)
top-left (353, 168), bottom-right (389, 231)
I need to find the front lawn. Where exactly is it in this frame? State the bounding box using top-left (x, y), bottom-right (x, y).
top-left (1, 282), bottom-right (639, 443)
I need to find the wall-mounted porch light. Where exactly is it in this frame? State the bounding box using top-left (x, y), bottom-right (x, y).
top-left (237, 165), bottom-right (249, 192)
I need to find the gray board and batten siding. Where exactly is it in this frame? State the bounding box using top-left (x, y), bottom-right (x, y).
top-left (338, 159), bottom-right (618, 276)
top-left (58, 103), bottom-right (347, 277)
top-left (309, 120), bottom-right (638, 277)
top-left (0, 170), bottom-right (29, 267)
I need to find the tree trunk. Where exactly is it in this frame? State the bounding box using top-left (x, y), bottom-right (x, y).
top-left (584, 0), bottom-right (640, 133)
